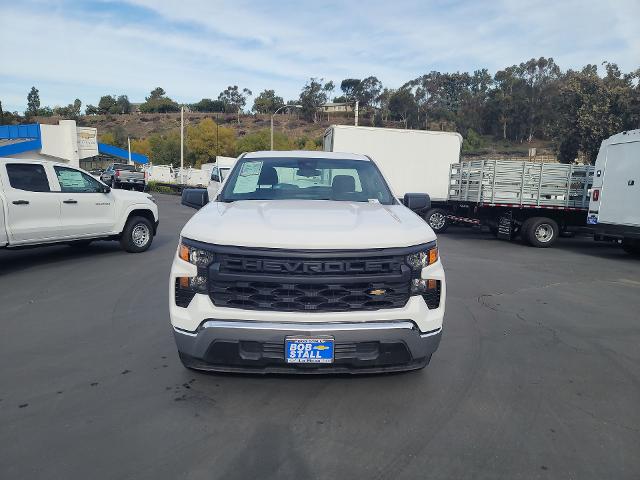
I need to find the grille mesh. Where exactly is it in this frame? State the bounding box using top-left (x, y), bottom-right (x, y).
top-left (210, 280), bottom-right (410, 312)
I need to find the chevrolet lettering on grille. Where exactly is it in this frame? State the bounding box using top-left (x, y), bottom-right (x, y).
top-left (222, 258), bottom-right (400, 274)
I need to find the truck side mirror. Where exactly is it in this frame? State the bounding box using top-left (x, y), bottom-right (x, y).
top-left (403, 193), bottom-right (431, 212)
top-left (181, 188), bottom-right (209, 209)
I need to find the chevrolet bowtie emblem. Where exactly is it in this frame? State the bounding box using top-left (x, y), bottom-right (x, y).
top-left (368, 289), bottom-right (386, 296)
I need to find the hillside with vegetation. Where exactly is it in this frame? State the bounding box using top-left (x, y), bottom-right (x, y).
top-left (1, 57), bottom-right (638, 166)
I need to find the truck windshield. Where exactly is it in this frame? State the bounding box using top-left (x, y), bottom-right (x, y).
top-left (219, 157), bottom-right (395, 204)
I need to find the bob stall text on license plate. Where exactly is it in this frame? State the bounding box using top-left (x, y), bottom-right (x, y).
top-left (286, 338), bottom-right (334, 363)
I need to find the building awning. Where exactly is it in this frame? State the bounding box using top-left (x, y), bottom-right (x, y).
top-left (97, 143), bottom-right (149, 164)
top-left (0, 124), bottom-right (42, 156)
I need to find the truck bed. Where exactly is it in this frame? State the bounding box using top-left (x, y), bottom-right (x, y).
top-left (448, 160), bottom-right (594, 210)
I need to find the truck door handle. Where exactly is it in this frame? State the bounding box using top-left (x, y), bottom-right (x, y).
top-left (12, 200), bottom-right (29, 205)
top-left (63, 199), bottom-right (78, 204)
top-left (628, 180), bottom-right (635, 186)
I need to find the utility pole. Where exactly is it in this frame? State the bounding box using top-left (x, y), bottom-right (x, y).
top-left (180, 106), bottom-right (184, 184)
top-left (127, 137), bottom-right (132, 165)
top-left (354, 100), bottom-right (359, 126)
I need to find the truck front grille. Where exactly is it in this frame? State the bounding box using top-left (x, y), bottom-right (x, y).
top-left (210, 280), bottom-right (410, 312)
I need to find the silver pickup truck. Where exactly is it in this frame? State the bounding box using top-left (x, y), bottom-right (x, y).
top-left (100, 163), bottom-right (146, 191)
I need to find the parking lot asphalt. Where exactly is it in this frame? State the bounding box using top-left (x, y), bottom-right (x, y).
top-left (1, 193), bottom-right (639, 480)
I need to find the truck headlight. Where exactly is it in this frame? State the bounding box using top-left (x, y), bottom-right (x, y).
top-left (406, 246), bottom-right (438, 270)
top-left (179, 242), bottom-right (215, 267)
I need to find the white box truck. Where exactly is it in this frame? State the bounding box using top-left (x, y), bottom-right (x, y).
top-left (589, 129), bottom-right (640, 255)
top-left (323, 125), bottom-right (462, 204)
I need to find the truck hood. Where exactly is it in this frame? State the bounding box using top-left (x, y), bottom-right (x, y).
top-left (181, 200), bottom-right (436, 249)
top-left (110, 189), bottom-right (154, 203)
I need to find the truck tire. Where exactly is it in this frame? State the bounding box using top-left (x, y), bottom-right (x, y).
top-left (621, 239), bottom-right (640, 256)
top-left (425, 208), bottom-right (449, 233)
top-left (524, 217), bottom-right (559, 247)
top-left (120, 216), bottom-right (153, 253)
top-left (518, 218), bottom-right (535, 243)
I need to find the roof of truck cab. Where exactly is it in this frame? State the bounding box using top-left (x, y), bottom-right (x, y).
top-left (605, 129), bottom-right (640, 145)
top-left (243, 150), bottom-right (370, 161)
top-left (0, 157), bottom-right (69, 167)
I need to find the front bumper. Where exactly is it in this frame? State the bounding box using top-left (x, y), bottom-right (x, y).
top-left (174, 320), bottom-right (442, 374)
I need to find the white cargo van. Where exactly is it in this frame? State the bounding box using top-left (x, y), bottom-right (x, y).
top-left (207, 156), bottom-right (237, 200)
top-left (589, 129), bottom-right (640, 254)
top-left (323, 125), bottom-right (462, 203)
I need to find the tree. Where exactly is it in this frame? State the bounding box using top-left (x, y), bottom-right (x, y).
top-left (98, 95), bottom-right (118, 114)
top-left (191, 98), bottom-right (225, 113)
top-left (218, 85), bottom-right (252, 123)
top-left (357, 76), bottom-right (383, 108)
top-left (236, 129), bottom-right (292, 153)
top-left (148, 132), bottom-right (181, 165)
top-left (85, 104), bottom-right (98, 115)
top-left (53, 99), bottom-right (82, 119)
top-left (186, 118), bottom-right (236, 165)
top-left (130, 138), bottom-right (152, 159)
top-left (388, 88), bottom-right (417, 128)
top-left (26, 87), bottom-right (40, 117)
top-left (551, 64), bottom-right (636, 163)
top-left (299, 78), bottom-right (334, 122)
top-left (116, 95), bottom-right (131, 114)
top-left (147, 87), bottom-right (166, 101)
top-left (140, 88), bottom-right (179, 113)
top-left (340, 79), bottom-right (361, 101)
top-left (252, 89), bottom-right (285, 114)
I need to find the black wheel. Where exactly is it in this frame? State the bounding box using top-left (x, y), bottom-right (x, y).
top-left (120, 216), bottom-right (153, 253)
top-left (68, 240), bottom-right (93, 248)
top-left (518, 218), bottom-right (535, 243)
top-left (621, 239), bottom-right (640, 256)
top-left (524, 217), bottom-right (559, 247)
top-left (425, 208), bottom-right (449, 233)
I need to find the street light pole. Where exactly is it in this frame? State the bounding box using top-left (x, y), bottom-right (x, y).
top-left (271, 104), bottom-right (302, 150)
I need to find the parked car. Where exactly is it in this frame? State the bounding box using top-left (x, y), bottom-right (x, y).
top-left (101, 163), bottom-right (146, 191)
top-left (589, 129), bottom-right (640, 254)
top-left (0, 158), bottom-right (158, 252)
top-left (172, 151), bottom-right (444, 373)
top-left (89, 168), bottom-right (104, 180)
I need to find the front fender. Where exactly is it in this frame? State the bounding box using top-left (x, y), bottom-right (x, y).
top-left (114, 202), bottom-right (159, 234)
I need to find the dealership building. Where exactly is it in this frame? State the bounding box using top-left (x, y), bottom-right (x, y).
top-left (0, 120), bottom-right (148, 169)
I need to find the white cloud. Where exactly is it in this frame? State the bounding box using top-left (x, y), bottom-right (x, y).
top-left (0, 0), bottom-right (638, 112)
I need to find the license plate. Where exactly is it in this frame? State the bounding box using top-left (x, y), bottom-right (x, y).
top-left (587, 215), bottom-right (598, 225)
top-left (285, 337), bottom-right (334, 364)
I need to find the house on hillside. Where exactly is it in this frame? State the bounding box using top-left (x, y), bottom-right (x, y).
top-left (320, 102), bottom-right (353, 113)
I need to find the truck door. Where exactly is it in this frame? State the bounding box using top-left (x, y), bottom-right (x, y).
top-left (52, 165), bottom-right (116, 237)
top-left (599, 141), bottom-right (640, 227)
top-left (1, 162), bottom-right (63, 243)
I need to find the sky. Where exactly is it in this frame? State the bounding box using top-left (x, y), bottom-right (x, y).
top-left (1, 0), bottom-right (638, 112)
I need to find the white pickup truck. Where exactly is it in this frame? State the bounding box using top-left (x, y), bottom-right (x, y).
top-left (0, 158), bottom-right (159, 252)
top-left (172, 151), bottom-right (445, 374)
